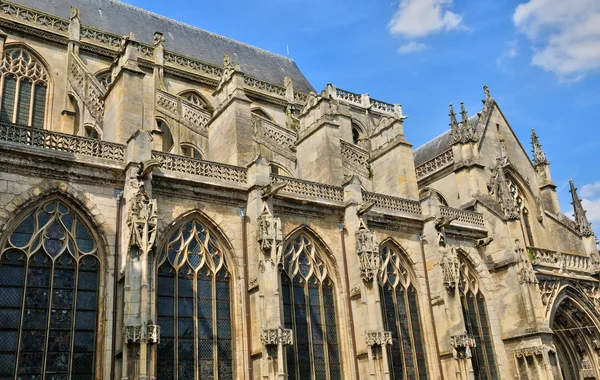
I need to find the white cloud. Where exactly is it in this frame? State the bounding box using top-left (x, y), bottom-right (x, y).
top-left (388, 0), bottom-right (464, 38)
top-left (582, 198), bottom-right (600, 224)
top-left (580, 181), bottom-right (600, 198)
top-left (513, 0), bottom-right (600, 79)
top-left (497, 40), bottom-right (519, 65)
top-left (399, 41), bottom-right (427, 54)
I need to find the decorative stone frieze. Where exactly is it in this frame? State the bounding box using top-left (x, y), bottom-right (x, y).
top-left (123, 323), bottom-right (161, 344)
top-left (513, 345), bottom-right (547, 358)
top-left (365, 331), bottom-right (392, 347)
top-left (356, 220), bottom-right (380, 283)
top-left (440, 246), bottom-right (459, 293)
top-left (260, 327), bottom-right (293, 347)
top-left (450, 331), bottom-right (476, 359)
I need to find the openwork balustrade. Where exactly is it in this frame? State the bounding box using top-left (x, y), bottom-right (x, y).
top-left (416, 149), bottom-right (454, 180)
top-left (163, 51), bottom-right (223, 77)
top-left (340, 140), bottom-right (368, 175)
top-left (335, 88), bottom-right (362, 105)
top-left (440, 206), bottom-right (485, 227)
top-left (68, 54), bottom-right (106, 121)
top-left (0, 1), bottom-right (69, 33)
top-left (271, 175), bottom-right (344, 202)
top-left (152, 151), bottom-right (247, 184)
top-left (156, 89), bottom-right (211, 134)
top-left (243, 75), bottom-right (286, 97)
top-left (252, 115), bottom-right (296, 155)
top-left (363, 192), bottom-right (422, 215)
top-left (0, 122), bottom-right (125, 161)
top-left (80, 25), bottom-right (121, 48)
top-left (370, 98), bottom-right (395, 114)
top-left (528, 247), bottom-right (592, 272)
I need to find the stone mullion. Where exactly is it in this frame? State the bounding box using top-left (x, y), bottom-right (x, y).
top-left (40, 258), bottom-right (55, 380)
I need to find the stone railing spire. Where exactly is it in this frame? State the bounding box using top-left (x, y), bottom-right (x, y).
top-left (531, 128), bottom-right (549, 166)
top-left (570, 180), bottom-right (594, 237)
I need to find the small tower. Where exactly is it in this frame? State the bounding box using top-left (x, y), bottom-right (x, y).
top-left (570, 180), bottom-right (594, 237)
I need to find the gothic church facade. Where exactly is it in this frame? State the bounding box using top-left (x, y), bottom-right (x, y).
top-left (0, 1), bottom-right (597, 379)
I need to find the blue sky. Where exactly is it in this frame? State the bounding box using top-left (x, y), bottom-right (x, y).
top-left (124, 0), bottom-right (600, 238)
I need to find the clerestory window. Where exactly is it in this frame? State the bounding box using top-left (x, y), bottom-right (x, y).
top-left (281, 233), bottom-right (341, 380)
top-left (0, 199), bottom-right (100, 379)
top-left (156, 218), bottom-right (233, 379)
top-left (0, 48), bottom-right (49, 128)
top-left (379, 245), bottom-right (428, 379)
top-left (458, 259), bottom-right (499, 380)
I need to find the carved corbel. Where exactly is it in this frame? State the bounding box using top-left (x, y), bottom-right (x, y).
top-left (365, 330), bottom-right (392, 360)
top-left (450, 331), bottom-right (476, 359)
top-left (261, 326), bottom-right (293, 358)
top-left (356, 219), bottom-right (379, 283)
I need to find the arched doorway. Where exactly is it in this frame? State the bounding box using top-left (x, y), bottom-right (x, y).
top-left (550, 290), bottom-right (600, 380)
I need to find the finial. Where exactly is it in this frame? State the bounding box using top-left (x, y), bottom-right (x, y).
top-left (460, 102), bottom-right (469, 125)
top-left (483, 85), bottom-right (491, 101)
top-left (569, 180), bottom-right (594, 237)
top-left (449, 104), bottom-right (459, 129)
top-left (531, 128), bottom-right (549, 166)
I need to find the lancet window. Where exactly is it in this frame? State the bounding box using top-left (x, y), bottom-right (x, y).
top-left (281, 233), bottom-right (341, 380)
top-left (379, 244), bottom-right (428, 379)
top-left (0, 48), bottom-right (48, 128)
top-left (458, 259), bottom-right (499, 379)
top-left (0, 199), bottom-right (100, 379)
top-left (156, 218), bottom-right (233, 380)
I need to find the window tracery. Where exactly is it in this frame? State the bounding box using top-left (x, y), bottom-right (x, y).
top-left (96, 71), bottom-right (112, 89)
top-left (0, 48), bottom-right (48, 128)
top-left (180, 144), bottom-right (202, 159)
top-left (378, 245), bottom-right (428, 379)
top-left (281, 233), bottom-right (341, 380)
top-left (0, 199), bottom-right (99, 379)
top-left (181, 91), bottom-right (210, 110)
top-left (156, 218), bottom-right (233, 380)
top-left (458, 259), bottom-right (499, 379)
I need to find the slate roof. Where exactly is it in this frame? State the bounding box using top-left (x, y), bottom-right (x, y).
top-left (14, 0), bottom-right (315, 93)
top-left (413, 114), bottom-right (483, 167)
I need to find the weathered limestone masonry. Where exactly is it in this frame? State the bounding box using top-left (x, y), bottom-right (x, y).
top-left (0, 1), bottom-right (598, 380)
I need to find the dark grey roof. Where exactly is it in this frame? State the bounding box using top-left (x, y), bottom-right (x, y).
top-left (15, 0), bottom-right (314, 93)
top-left (413, 115), bottom-right (482, 167)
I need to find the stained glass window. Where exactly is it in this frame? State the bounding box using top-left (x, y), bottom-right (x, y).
top-left (0, 48), bottom-right (48, 128)
top-left (378, 245), bottom-right (428, 379)
top-left (0, 199), bottom-right (100, 380)
top-left (156, 218), bottom-right (233, 379)
top-left (458, 259), bottom-right (499, 380)
top-left (281, 233), bottom-right (341, 380)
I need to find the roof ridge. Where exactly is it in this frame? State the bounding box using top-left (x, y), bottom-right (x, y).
top-left (104, 0), bottom-right (297, 64)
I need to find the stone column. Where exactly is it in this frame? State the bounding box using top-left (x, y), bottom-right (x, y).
top-left (120, 131), bottom-right (161, 380)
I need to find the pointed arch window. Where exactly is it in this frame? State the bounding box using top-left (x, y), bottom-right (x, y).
top-left (251, 108), bottom-right (273, 121)
top-left (0, 48), bottom-right (48, 128)
top-left (379, 245), bottom-right (428, 379)
top-left (281, 233), bottom-right (341, 380)
top-left (156, 218), bottom-right (233, 380)
top-left (458, 259), bottom-right (499, 380)
top-left (0, 199), bottom-right (100, 379)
